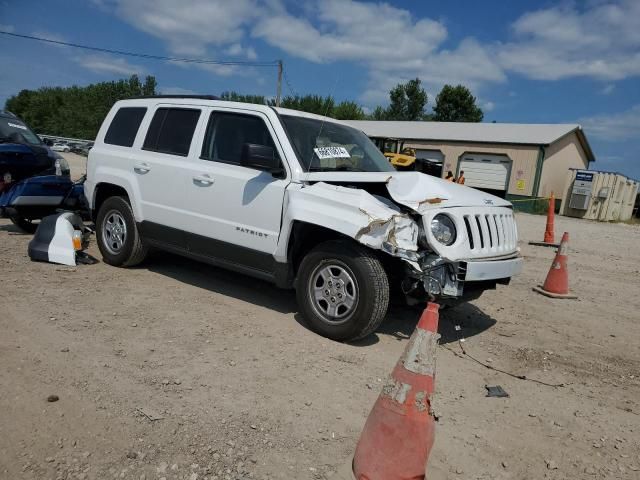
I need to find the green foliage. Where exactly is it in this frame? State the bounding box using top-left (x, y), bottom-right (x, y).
top-left (281, 95), bottom-right (335, 115)
top-left (218, 93), bottom-right (364, 119)
top-left (432, 84), bottom-right (483, 122)
top-left (220, 91), bottom-right (272, 105)
top-left (382, 78), bottom-right (428, 121)
top-left (370, 105), bottom-right (389, 120)
top-left (238, 94), bottom-right (364, 120)
top-left (333, 100), bottom-right (365, 120)
top-left (4, 75), bottom-right (158, 139)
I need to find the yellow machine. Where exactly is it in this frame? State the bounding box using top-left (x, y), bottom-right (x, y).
top-left (373, 137), bottom-right (443, 177)
top-left (384, 147), bottom-right (417, 170)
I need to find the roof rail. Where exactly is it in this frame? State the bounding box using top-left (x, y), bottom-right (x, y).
top-left (126, 95), bottom-right (219, 100)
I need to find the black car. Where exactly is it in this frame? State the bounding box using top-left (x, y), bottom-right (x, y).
top-left (0, 110), bottom-right (74, 231)
top-left (0, 111), bottom-right (70, 181)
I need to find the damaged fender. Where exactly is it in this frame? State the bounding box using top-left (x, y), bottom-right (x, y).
top-left (275, 182), bottom-right (420, 264)
top-left (28, 212), bottom-right (87, 266)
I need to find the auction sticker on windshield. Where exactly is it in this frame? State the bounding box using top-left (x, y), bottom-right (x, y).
top-left (314, 146), bottom-right (350, 159)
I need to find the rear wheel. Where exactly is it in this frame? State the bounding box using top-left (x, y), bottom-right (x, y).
top-left (296, 240), bottom-right (389, 341)
top-left (9, 215), bottom-right (39, 234)
top-left (96, 196), bottom-right (147, 266)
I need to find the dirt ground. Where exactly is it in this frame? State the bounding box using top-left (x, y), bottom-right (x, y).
top-left (1, 164), bottom-right (639, 479)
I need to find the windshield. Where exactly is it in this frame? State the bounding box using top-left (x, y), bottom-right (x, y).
top-left (0, 117), bottom-right (42, 145)
top-left (281, 115), bottom-right (394, 173)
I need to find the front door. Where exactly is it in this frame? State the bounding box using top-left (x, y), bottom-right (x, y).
top-left (180, 108), bottom-right (289, 273)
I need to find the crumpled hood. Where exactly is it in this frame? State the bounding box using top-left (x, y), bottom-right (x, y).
top-left (300, 171), bottom-right (512, 213)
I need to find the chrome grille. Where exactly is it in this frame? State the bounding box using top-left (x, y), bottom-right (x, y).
top-left (463, 212), bottom-right (517, 255)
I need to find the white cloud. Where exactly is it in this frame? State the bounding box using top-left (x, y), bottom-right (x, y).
top-left (579, 105), bottom-right (640, 141)
top-left (159, 86), bottom-right (198, 95)
top-left (497, 0), bottom-right (640, 81)
top-left (31, 30), bottom-right (68, 48)
top-left (0, 24), bottom-right (15, 32)
top-left (225, 43), bottom-right (258, 60)
top-left (226, 43), bottom-right (244, 56)
top-left (166, 59), bottom-right (245, 78)
top-left (86, 0), bottom-right (640, 103)
top-left (252, 0), bottom-right (503, 103)
top-left (113, 0), bottom-right (258, 56)
top-left (246, 46), bottom-right (257, 60)
top-left (76, 54), bottom-right (146, 76)
top-left (253, 0), bottom-right (446, 64)
top-left (600, 84), bottom-right (616, 95)
top-left (482, 101), bottom-right (495, 112)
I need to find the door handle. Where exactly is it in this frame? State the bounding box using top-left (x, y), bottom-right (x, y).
top-left (193, 174), bottom-right (214, 186)
top-left (134, 162), bottom-right (151, 174)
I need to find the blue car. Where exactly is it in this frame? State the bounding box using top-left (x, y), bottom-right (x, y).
top-left (0, 110), bottom-right (86, 233)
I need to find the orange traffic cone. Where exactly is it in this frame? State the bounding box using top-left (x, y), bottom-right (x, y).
top-left (352, 302), bottom-right (440, 480)
top-left (533, 232), bottom-right (577, 299)
top-left (529, 192), bottom-right (560, 247)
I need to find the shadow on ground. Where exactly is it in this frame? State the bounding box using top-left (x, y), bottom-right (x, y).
top-left (144, 251), bottom-right (497, 346)
top-left (0, 223), bottom-right (29, 234)
top-left (145, 250), bottom-right (298, 315)
top-left (350, 302), bottom-right (497, 346)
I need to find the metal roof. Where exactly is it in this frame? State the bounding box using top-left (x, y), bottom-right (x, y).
top-left (343, 120), bottom-right (595, 162)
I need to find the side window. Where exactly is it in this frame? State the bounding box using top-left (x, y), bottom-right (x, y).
top-left (142, 108), bottom-right (201, 156)
top-left (200, 112), bottom-right (279, 165)
top-left (104, 107), bottom-right (147, 147)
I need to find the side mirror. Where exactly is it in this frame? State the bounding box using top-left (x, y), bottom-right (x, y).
top-left (241, 143), bottom-right (282, 175)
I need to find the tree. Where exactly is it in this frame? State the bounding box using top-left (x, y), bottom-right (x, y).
top-left (281, 94), bottom-right (335, 115)
top-left (369, 105), bottom-right (389, 120)
top-left (432, 84), bottom-right (483, 122)
top-left (220, 91), bottom-right (270, 104)
top-left (142, 76), bottom-right (158, 96)
top-left (4, 75), bottom-right (158, 139)
top-left (333, 100), bottom-right (365, 120)
top-left (385, 78), bottom-right (428, 121)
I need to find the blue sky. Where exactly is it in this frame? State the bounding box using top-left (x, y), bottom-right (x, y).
top-left (1, 0), bottom-right (639, 178)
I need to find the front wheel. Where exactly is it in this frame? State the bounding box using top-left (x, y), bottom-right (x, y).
top-left (296, 240), bottom-right (389, 341)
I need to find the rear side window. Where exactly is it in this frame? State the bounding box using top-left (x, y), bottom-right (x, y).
top-left (104, 107), bottom-right (147, 147)
top-left (201, 112), bottom-right (278, 165)
top-left (143, 108), bottom-right (201, 156)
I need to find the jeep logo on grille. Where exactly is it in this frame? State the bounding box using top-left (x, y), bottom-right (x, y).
top-left (483, 199), bottom-right (494, 205)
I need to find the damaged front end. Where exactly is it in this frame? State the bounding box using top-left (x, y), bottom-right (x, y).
top-left (290, 179), bottom-right (467, 303)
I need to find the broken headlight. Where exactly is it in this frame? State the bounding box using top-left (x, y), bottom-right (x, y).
top-left (430, 214), bottom-right (456, 246)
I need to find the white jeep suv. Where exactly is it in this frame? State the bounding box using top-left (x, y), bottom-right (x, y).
top-left (85, 96), bottom-right (522, 341)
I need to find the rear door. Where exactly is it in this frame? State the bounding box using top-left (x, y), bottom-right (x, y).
top-left (179, 107), bottom-right (289, 272)
top-left (132, 106), bottom-right (203, 246)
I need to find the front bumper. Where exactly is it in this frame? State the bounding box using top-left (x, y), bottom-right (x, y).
top-left (463, 256), bottom-right (523, 281)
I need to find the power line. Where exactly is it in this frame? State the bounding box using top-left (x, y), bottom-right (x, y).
top-left (0, 31), bottom-right (280, 67)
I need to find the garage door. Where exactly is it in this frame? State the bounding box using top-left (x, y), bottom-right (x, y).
top-left (459, 154), bottom-right (511, 191)
top-left (415, 149), bottom-right (444, 163)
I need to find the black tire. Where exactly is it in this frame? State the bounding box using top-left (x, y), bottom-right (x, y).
top-left (296, 240), bottom-right (389, 341)
top-left (96, 196), bottom-right (147, 267)
top-left (9, 215), bottom-right (39, 234)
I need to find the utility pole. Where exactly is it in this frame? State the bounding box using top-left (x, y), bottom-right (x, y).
top-left (276, 60), bottom-right (283, 107)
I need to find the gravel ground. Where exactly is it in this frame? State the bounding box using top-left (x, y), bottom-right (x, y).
top-left (62, 152), bottom-right (87, 181)
top-left (1, 191), bottom-right (639, 479)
